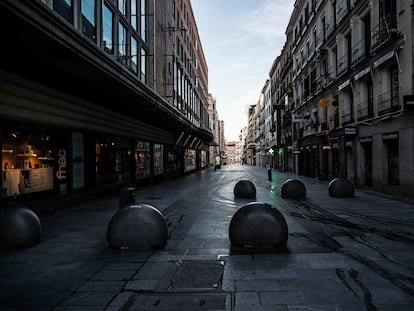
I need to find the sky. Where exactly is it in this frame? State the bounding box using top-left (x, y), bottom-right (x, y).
top-left (191, 0), bottom-right (295, 141)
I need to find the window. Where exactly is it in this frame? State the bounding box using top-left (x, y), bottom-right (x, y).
top-left (363, 14), bottom-right (371, 58)
top-left (184, 149), bottom-right (196, 172)
top-left (153, 144), bottom-right (164, 175)
top-left (131, 37), bottom-right (138, 74)
top-left (118, 22), bottom-right (127, 57)
top-left (131, 0), bottom-right (137, 30)
top-left (141, 0), bottom-right (146, 41)
top-left (82, 0), bottom-right (96, 41)
top-left (135, 141), bottom-right (150, 179)
top-left (96, 136), bottom-right (130, 186)
top-left (53, 0), bottom-right (73, 23)
top-left (118, 0), bottom-right (126, 16)
top-left (102, 3), bottom-right (113, 54)
top-left (391, 64), bottom-right (399, 109)
top-left (140, 48), bottom-right (146, 82)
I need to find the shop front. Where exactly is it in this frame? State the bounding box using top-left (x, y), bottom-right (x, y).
top-left (1, 120), bottom-right (74, 200)
top-left (1, 120), bottom-right (183, 204)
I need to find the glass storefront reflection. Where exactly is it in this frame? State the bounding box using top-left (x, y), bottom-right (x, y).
top-left (135, 141), bottom-right (150, 179)
top-left (95, 136), bottom-right (130, 186)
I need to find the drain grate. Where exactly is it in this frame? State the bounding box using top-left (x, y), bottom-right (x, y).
top-left (129, 292), bottom-right (227, 311)
top-left (170, 261), bottom-right (224, 290)
top-left (128, 293), bottom-right (226, 311)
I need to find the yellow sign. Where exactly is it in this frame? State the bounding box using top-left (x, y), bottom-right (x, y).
top-left (319, 98), bottom-right (329, 107)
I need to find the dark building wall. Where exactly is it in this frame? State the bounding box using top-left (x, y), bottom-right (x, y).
top-left (0, 0), bottom-right (213, 207)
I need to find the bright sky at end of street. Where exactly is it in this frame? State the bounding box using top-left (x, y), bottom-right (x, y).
top-left (191, 0), bottom-right (295, 142)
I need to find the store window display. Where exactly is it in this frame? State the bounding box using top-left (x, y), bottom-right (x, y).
top-left (1, 122), bottom-right (70, 199)
top-left (153, 143), bottom-right (164, 175)
top-left (184, 149), bottom-right (196, 172)
top-left (135, 141), bottom-right (150, 179)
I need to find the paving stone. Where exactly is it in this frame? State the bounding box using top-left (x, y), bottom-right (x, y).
top-left (234, 292), bottom-right (260, 305)
top-left (77, 280), bottom-right (125, 292)
top-left (259, 291), bottom-right (306, 305)
top-left (92, 270), bottom-right (135, 281)
top-left (125, 279), bottom-right (160, 291)
top-left (133, 262), bottom-right (176, 280)
top-left (60, 292), bottom-right (116, 306)
top-left (235, 279), bottom-right (280, 291)
top-left (104, 262), bottom-right (143, 271)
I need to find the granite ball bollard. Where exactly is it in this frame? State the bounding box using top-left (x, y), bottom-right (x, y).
top-left (328, 178), bottom-right (354, 197)
top-left (107, 204), bottom-right (168, 250)
top-left (229, 202), bottom-right (288, 249)
top-left (234, 180), bottom-right (256, 199)
top-left (281, 178), bottom-right (307, 199)
top-left (0, 205), bottom-right (41, 250)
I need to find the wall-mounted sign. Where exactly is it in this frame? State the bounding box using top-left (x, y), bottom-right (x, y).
top-left (292, 115), bottom-right (304, 123)
top-left (404, 95), bottom-right (414, 111)
top-left (344, 127), bottom-right (357, 136)
top-left (56, 149), bottom-right (67, 180)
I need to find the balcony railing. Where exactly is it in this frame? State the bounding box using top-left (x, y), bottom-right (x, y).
top-left (378, 91), bottom-right (400, 115)
top-left (341, 109), bottom-right (353, 125)
top-left (371, 14), bottom-right (402, 51)
top-left (357, 100), bottom-right (370, 121)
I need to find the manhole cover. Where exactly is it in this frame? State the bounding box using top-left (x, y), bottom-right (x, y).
top-left (131, 293), bottom-right (226, 311)
top-left (171, 261), bottom-right (224, 289)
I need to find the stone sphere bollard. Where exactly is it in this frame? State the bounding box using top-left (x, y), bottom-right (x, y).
top-left (107, 204), bottom-right (168, 250)
top-left (281, 178), bottom-right (306, 199)
top-left (229, 202), bottom-right (288, 249)
top-left (0, 204), bottom-right (41, 250)
top-left (328, 178), bottom-right (354, 197)
top-left (234, 180), bottom-right (256, 199)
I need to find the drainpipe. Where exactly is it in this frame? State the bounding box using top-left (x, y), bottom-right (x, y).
top-left (411, 0), bottom-right (414, 94)
top-left (153, 0), bottom-right (156, 89)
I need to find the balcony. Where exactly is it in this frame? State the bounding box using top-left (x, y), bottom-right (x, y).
top-left (371, 14), bottom-right (403, 52)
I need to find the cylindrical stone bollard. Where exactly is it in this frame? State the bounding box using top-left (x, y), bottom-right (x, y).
top-left (0, 204), bottom-right (41, 250)
top-left (119, 187), bottom-right (135, 209)
top-left (229, 202), bottom-right (288, 249)
top-left (281, 178), bottom-right (306, 199)
top-left (107, 203), bottom-right (168, 250)
top-left (328, 178), bottom-right (354, 197)
top-left (234, 180), bottom-right (256, 199)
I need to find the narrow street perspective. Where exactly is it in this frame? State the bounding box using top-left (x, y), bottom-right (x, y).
top-left (1, 0), bottom-right (414, 310)
top-left (1, 165), bottom-right (413, 310)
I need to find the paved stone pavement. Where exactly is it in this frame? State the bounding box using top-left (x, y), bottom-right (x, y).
top-left (0, 165), bottom-right (413, 310)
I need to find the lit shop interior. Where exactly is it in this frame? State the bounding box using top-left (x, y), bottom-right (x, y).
top-left (2, 123), bottom-right (64, 199)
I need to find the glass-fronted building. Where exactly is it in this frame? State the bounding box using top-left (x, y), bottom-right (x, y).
top-left (0, 0), bottom-right (213, 207)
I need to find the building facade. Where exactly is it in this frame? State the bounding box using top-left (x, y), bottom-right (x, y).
top-left (289, 0), bottom-right (414, 197)
top-left (225, 141), bottom-right (243, 165)
top-left (247, 0), bottom-right (414, 198)
top-left (207, 93), bottom-right (222, 165)
top-left (0, 0), bottom-right (213, 207)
